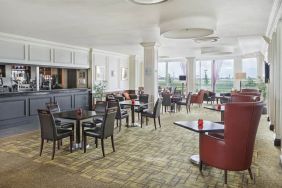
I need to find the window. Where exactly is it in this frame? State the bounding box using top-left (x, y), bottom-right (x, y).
top-left (158, 61), bottom-right (186, 92)
top-left (214, 59), bottom-right (234, 93)
top-left (196, 60), bottom-right (212, 91)
top-left (242, 58), bottom-right (258, 88)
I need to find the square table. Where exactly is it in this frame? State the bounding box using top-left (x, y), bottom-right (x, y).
top-left (119, 100), bottom-right (148, 127)
top-left (55, 110), bottom-right (102, 148)
top-left (204, 105), bottom-right (225, 121)
top-left (174, 121), bottom-right (224, 164)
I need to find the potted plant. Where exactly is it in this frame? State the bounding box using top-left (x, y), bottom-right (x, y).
top-left (93, 81), bottom-right (107, 102)
top-left (257, 78), bottom-right (267, 114)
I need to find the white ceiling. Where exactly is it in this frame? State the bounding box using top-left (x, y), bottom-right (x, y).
top-left (0, 0), bottom-right (274, 58)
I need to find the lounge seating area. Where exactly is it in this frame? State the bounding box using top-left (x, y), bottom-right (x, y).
top-left (1, 1), bottom-right (282, 188)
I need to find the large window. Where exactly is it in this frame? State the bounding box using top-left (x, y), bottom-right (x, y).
top-left (196, 60), bottom-right (212, 91)
top-left (215, 59), bottom-right (234, 93)
top-left (158, 61), bottom-right (186, 92)
top-left (196, 59), bottom-right (234, 92)
top-left (242, 58), bottom-right (258, 88)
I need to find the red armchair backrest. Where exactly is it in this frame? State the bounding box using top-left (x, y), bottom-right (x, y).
top-left (224, 102), bottom-right (263, 169)
top-left (198, 90), bottom-right (206, 102)
top-left (231, 95), bottom-right (257, 102)
top-left (241, 89), bottom-right (259, 93)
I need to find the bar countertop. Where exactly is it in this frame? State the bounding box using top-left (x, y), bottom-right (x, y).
top-left (0, 88), bottom-right (90, 98)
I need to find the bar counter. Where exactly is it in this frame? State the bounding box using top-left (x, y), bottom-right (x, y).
top-left (0, 89), bottom-right (90, 127)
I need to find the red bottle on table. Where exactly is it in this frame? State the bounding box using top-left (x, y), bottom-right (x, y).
top-left (198, 119), bottom-right (204, 129)
top-left (217, 104), bottom-right (221, 110)
top-left (131, 99), bottom-right (135, 105)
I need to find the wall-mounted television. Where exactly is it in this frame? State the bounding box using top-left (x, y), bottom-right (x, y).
top-left (265, 62), bottom-right (270, 83)
top-left (179, 75), bottom-right (186, 81)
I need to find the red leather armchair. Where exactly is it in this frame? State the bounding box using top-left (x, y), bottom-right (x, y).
top-left (199, 102), bottom-right (263, 184)
top-left (241, 89), bottom-right (259, 93)
top-left (191, 90), bottom-right (205, 106)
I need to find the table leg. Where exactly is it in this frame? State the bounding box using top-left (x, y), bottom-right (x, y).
top-left (190, 155), bottom-right (200, 165)
top-left (131, 105), bottom-right (135, 124)
top-left (73, 120), bottom-right (82, 149)
top-left (221, 111), bottom-right (224, 122)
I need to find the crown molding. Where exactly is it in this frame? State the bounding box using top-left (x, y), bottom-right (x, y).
top-left (266, 0), bottom-right (282, 39)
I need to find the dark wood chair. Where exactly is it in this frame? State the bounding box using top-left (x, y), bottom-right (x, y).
top-left (82, 101), bottom-right (107, 137)
top-left (162, 93), bottom-right (175, 113)
top-left (177, 92), bottom-right (192, 113)
top-left (38, 109), bottom-right (74, 160)
top-left (135, 94), bottom-right (149, 119)
top-left (83, 107), bottom-right (118, 157)
top-left (108, 100), bottom-right (129, 131)
top-left (141, 98), bottom-right (162, 130)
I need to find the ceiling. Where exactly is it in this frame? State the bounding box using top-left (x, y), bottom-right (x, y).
top-left (0, 0), bottom-right (274, 58)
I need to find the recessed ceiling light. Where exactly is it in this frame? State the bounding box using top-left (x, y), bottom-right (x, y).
top-left (130, 0), bottom-right (168, 5)
top-left (162, 28), bottom-right (214, 39)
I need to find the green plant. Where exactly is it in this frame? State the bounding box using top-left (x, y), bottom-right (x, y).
top-left (93, 81), bottom-right (107, 100)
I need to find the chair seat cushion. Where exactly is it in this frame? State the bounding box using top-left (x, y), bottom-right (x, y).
top-left (94, 116), bottom-right (103, 124)
top-left (56, 122), bottom-right (74, 129)
top-left (82, 121), bottom-right (96, 128)
top-left (84, 127), bottom-right (102, 137)
top-left (57, 128), bottom-right (73, 139)
top-left (177, 101), bottom-right (186, 105)
top-left (142, 110), bottom-right (154, 118)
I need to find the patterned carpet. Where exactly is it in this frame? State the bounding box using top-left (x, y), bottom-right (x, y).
top-left (0, 105), bottom-right (282, 188)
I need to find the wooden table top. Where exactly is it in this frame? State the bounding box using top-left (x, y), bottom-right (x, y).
top-left (174, 121), bottom-right (224, 133)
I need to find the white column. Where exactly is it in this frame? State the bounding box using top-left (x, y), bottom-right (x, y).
top-left (36, 66), bottom-right (40, 91)
top-left (140, 42), bottom-right (159, 105)
top-left (234, 57), bottom-right (242, 90)
top-left (129, 55), bottom-right (138, 90)
top-left (186, 57), bottom-right (196, 93)
top-left (269, 32), bottom-right (276, 131)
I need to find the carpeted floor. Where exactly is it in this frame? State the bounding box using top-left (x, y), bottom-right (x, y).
top-left (0, 105), bottom-right (282, 188)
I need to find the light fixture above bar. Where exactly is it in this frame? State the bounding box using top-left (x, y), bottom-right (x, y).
top-left (130, 0), bottom-right (168, 5)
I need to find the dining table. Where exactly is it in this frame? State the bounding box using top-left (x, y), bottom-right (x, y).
top-left (204, 104), bottom-right (225, 121)
top-left (119, 100), bottom-right (148, 127)
top-left (174, 121), bottom-right (224, 164)
top-left (54, 110), bottom-right (102, 149)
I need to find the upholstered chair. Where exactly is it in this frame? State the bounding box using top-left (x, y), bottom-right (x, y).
top-left (199, 102), bottom-right (263, 184)
top-left (141, 98), bottom-right (162, 130)
top-left (191, 90), bottom-right (205, 106)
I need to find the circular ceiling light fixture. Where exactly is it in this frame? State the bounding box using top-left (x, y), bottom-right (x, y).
top-left (194, 37), bottom-right (220, 43)
top-left (130, 0), bottom-right (168, 5)
top-left (160, 16), bottom-right (217, 39)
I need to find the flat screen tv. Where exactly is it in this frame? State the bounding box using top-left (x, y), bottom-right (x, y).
top-left (179, 75), bottom-right (186, 81)
top-left (265, 62), bottom-right (270, 83)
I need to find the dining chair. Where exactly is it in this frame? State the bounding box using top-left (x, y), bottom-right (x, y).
top-left (199, 102), bottom-right (263, 184)
top-left (191, 89), bottom-right (205, 107)
top-left (82, 101), bottom-right (107, 137)
top-left (162, 93), bottom-right (174, 113)
top-left (135, 94), bottom-right (149, 119)
top-left (83, 107), bottom-right (118, 157)
top-left (38, 109), bottom-right (74, 160)
top-left (141, 98), bottom-right (162, 130)
top-left (108, 100), bottom-right (129, 131)
top-left (177, 92), bottom-right (192, 113)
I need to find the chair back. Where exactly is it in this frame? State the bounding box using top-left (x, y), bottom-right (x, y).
top-left (108, 100), bottom-right (121, 119)
top-left (46, 102), bottom-right (60, 113)
top-left (198, 90), bottom-right (205, 103)
top-left (38, 109), bottom-right (57, 140)
top-left (162, 93), bottom-right (171, 106)
top-left (95, 101), bottom-right (107, 113)
top-left (224, 102), bottom-right (263, 169)
top-left (154, 98), bottom-right (162, 117)
top-left (241, 89), bottom-right (259, 93)
top-left (102, 107), bottom-right (118, 138)
top-left (139, 94), bottom-right (149, 103)
top-left (231, 95), bottom-right (257, 102)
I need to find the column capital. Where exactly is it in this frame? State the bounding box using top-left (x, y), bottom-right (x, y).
top-left (140, 42), bottom-right (160, 48)
top-left (185, 57), bottom-right (196, 61)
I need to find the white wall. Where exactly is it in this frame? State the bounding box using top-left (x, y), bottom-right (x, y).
top-left (91, 49), bottom-right (130, 92)
top-left (0, 32), bottom-right (89, 69)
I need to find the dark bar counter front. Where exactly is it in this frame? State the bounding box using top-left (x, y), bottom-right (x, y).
top-left (0, 89), bottom-right (90, 127)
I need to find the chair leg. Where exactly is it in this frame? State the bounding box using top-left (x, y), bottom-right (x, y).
top-left (146, 117), bottom-right (148, 125)
top-left (141, 115), bottom-right (143, 128)
top-left (199, 160), bottom-right (203, 172)
top-left (101, 139), bottom-right (105, 157)
top-left (39, 138), bottom-right (44, 156)
top-left (111, 135), bottom-right (115, 152)
top-left (248, 167), bottom-right (253, 180)
top-left (126, 116), bottom-right (129, 127)
top-left (158, 117), bottom-right (161, 127)
top-left (153, 118), bottom-right (157, 130)
top-left (116, 119), bottom-right (118, 128)
top-left (70, 135), bottom-right (73, 153)
top-left (95, 138), bottom-right (98, 148)
top-left (57, 140), bottom-right (60, 150)
top-left (83, 134), bottom-right (87, 153)
top-left (224, 170), bottom-right (227, 184)
top-left (119, 119), bottom-right (122, 132)
top-left (52, 140), bottom-right (56, 160)
top-left (138, 112), bottom-right (140, 120)
top-left (186, 105), bottom-right (188, 113)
